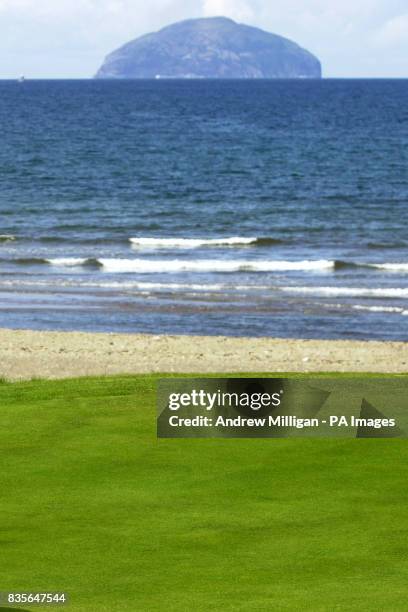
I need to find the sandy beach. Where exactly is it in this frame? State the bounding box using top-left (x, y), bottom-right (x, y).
top-left (0, 328), bottom-right (407, 380)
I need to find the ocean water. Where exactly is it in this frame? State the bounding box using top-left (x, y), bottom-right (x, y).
top-left (0, 79), bottom-right (407, 340)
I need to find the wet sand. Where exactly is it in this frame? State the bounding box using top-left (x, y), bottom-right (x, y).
top-left (0, 328), bottom-right (407, 380)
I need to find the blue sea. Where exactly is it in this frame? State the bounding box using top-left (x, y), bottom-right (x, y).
top-left (0, 79), bottom-right (407, 339)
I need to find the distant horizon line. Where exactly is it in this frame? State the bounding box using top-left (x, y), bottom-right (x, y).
top-left (1, 77), bottom-right (408, 81)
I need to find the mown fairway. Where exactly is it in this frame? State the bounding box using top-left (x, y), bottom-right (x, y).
top-left (1, 375), bottom-right (407, 611)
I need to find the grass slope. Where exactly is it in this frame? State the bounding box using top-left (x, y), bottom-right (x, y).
top-left (0, 375), bottom-right (407, 611)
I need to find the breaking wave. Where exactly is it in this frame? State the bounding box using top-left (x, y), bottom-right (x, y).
top-left (129, 236), bottom-right (283, 248)
top-left (47, 257), bottom-right (102, 268)
top-left (281, 286), bottom-right (408, 299)
top-left (5, 255), bottom-right (408, 276)
top-left (366, 262), bottom-right (408, 272)
top-left (97, 258), bottom-right (335, 273)
top-left (351, 304), bottom-right (408, 314)
top-left (333, 260), bottom-right (408, 272)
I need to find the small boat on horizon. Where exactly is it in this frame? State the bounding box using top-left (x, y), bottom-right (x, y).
top-left (18, 75), bottom-right (25, 83)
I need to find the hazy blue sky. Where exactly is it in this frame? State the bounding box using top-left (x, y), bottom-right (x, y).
top-left (1, 0), bottom-right (407, 78)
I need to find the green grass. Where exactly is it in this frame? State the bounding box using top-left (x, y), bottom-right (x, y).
top-left (1, 374), bottom-right (408, 611)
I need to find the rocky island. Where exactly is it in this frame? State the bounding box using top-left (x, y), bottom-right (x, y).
top-left (95, 16), bottom-right (321, 79)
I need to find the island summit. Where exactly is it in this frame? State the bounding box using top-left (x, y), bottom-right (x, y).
top-left (95, 16), bottom-right (322, 79)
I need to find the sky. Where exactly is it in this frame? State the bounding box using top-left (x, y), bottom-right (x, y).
top-left (1, 0), bottom-right (408, 78)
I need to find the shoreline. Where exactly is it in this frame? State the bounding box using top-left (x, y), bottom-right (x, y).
top-left (1, 328), bottom-right (407, 380)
